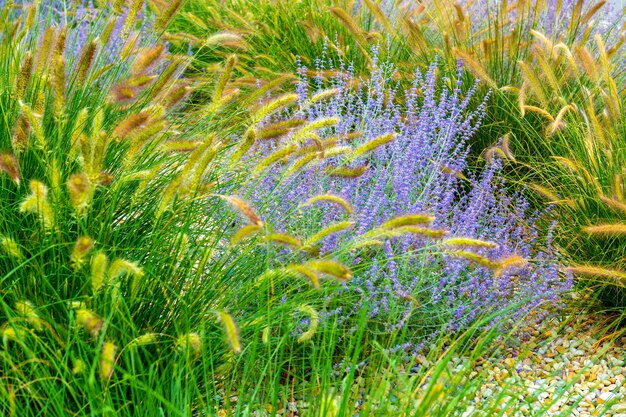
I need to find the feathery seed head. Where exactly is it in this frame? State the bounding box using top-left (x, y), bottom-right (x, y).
top-left (91, 251), bottom-right (109, 293)
top-left (1, 237), bottom-right (22, 260)
top-left (154, 0), bottom-right (183, 31)
top-left (217, 312), bottom-right (241, 354)
top-left (76, 38), bottom-right (99, 86)
top-left (302, 260), bottom-right (352, 281)
top-left (71, 236), bottom-right (94, 270)
top-left (287, 265), bottom-right (321, 289)
top-left (12, 113), bottom-right (30, 152)
top-left (16, 51), bottom-right (33, 98)
top-left (53, 55), bottom-right (66, 116)
top-left (67, 173), bottom-right (94, 214)
top-left (380, 214), bottom-right (435, 229)
top-left (252, 93), bottom-right (299, 124)
top-left (494, 256), bottom-right (528, 276)
top-left (443, 237), bottom-right (498, 249)
top-left (264, 233), bottom-right (302, 249)
top-left (132, 44), bottom-right (164, 75)
top-left (128, 332), bottom-right (158, 348)
top-left (203, 32), bottom-right (246, 49)
top-left (99, 341), bottom-right (118, 381)
top-left (0, 154), bottom-right (20, 185)
top-left (217, 195), bottom-right (263, 227)
top-left (296, 305), bottom-right (319, 343)
top-left (20, 180), bottom-right (54, 229)
top-left (302, 221), bottom-right (354, 253)
top-left (1, 324), bottom-right (27, 345)
top-left (350, 132), bottom-right (396, 160)
top-left (325, 165), bottom-right (368, 178)
top-left (112, 112), bottom-right (151, 140)
top-left (448, 250), bottom-right (498, 269)
top-left (176, 332), bottom-right (202, 356)
top-left (583, 224), bottom-right (626, 237)
top-left (76, 309), bottom-right (103, 337)
top-left (107, 259), bottom-right (144, 283)
top-left (14, 300), bottom-right (42, 331)
top-left (72, 359), bottom-right (86, 375)
top-left (300, 194), bottom-right (353, 215)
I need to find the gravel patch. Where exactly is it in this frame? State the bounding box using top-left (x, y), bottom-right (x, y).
top-left (452, 314), bottom-right (626, 416)
top-left (213, 313), bottom-right (626, 416)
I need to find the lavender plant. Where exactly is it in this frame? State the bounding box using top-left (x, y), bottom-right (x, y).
top-left (243, 57), bottom-right (571, 354)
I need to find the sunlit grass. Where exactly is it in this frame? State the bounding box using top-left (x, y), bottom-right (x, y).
top-left (1, 0), bottom-right (626, 415)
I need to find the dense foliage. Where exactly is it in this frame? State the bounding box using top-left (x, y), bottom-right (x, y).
top-left (0, 0), bottom-right (624, 416)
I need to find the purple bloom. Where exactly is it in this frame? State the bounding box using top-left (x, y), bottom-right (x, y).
top-left (241, 53), bottom-right (570, 355)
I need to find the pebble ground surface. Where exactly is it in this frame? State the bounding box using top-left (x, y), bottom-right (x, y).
top-left (215, 312), bottom-right (626, 416)
top-left (452, 313), bottom-right (626, 417)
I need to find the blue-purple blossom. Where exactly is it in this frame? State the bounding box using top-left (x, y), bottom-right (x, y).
top-left (242, 55), bottom-right (571, 352)
top-left (63, 1), bottom-right (157, 62)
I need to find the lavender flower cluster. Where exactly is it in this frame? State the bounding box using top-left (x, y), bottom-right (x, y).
top-left (14, 1), bottom-right (158, 63)
top-left (246, 55), bottom-right (571, 350)
top-left (457, 0), bottom-right (625, 45)
top-left (63, 1), bottom-right (157, 62)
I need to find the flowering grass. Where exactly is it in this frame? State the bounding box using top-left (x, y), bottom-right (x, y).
top-left (1, 0), bottom-right (625, 416)
top-left (173, 0), bottom-right (626, 313)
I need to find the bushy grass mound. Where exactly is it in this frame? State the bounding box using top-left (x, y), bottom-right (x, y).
top-left (0, 3), bottom-right (359, 414)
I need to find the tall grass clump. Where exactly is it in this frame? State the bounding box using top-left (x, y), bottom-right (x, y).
top-left (171, 0), bottom-right (624, 156)
top-left (465, 4), bottom-right (626, 313)
top-left (170, 0), bottom-right (411, 77)
top-left (340, 0), bottom-right (626, 315)
top-left (370, 0), bottom-right (626, 315)
top-left (0, 2), bottom-right (365, 415)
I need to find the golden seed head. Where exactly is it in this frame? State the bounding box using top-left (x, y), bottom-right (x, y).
top-left (72, 358), bottom-right (86, 375)
top-left (67, 173), bottom-right (94, 214)
top-left (128, 332), bottom-right (158, 348)
top-left (350, 132), bottom-right (396, 160)
top-left (380, 214), bottom-right (435, 229)
top-left (176, 332), bottom-right (202, 356)
top-left (0, 153), bottom-right (20, 184)
top-left (217, 312), bottom-right (242, 354)
top-left (16, 51), bottom-right (33, 98)
top-left (76, 38), bottom-right (98, 86)
top-left (12, 113), bottom-right (30, 152)
top-left (218, 195), bottom-right (264, 227)
top-left (442, 237), bottom-right (498, 249)
top-left (296, 305), bottom-right (319, 343)
top-left (1, 236), bottom-right (22, 260)
top-left (583, 224), bottom-right (626, 237)
top-left (15, 300), bottom-right (42, 331)
top-left (132, 44), bottom-right (164, 75)
top-left (107, 258), bottom-right (143, 281)
top-left (20, 180), bottom-right (55, 229)
top-left (303, 221), bottom-right (354, 251)
top-left (71, 236), bottom-right (94, 270)
top-left (90, 251), bottom-right (109, 293)
top-left (287, 265), bottom-right (321, 289)
top-left (76, 309), bottom-right (103, 337)
top-left (99, 341), bottom-right (118, 381)
top-left (14, 300), bottom-right (36, 317)
top-left (1, 324), bottom-right (27, 344)
top-left (300, 194), bottom-right (354, 215)
top-left (29, 180), bottom-right (47, 198)
top-left (302, 260), bottom-right (352, 281)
